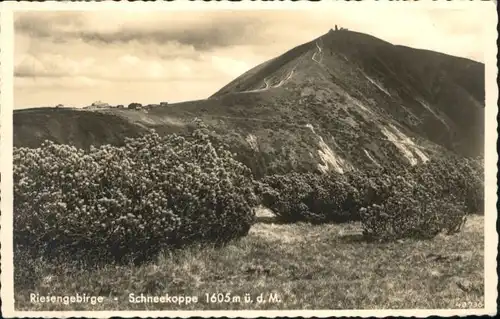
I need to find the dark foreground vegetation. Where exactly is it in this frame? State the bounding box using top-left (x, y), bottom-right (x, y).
top-left (13, 122), bottom-right (484, 309)
top-left (14, 121), bottom-right (258, 268)
top-left (259, 155), bottom-right (483, 240)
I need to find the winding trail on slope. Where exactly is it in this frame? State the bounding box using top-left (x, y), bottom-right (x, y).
top-left (236, 41), bottom-right (326, 95)
top-left (238, 64), bottom-right (298, 94)
top-left (312, 39), bottom-right (323, 64)
top-left (273, 66), bottom-right (297, 88)
top-left (243, 78), bottom-right (272, 93)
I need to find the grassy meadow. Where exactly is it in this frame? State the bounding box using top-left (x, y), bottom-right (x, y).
top-left (14, 208), bottom-right (484, 311)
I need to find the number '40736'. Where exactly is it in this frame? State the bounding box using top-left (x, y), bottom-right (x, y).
top-left (456, 301), bottom-right (484, 309)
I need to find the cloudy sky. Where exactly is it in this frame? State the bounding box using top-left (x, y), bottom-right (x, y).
top-left (14, 5), bottom-right (491, 109)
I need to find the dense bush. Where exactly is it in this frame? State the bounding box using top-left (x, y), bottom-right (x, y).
top-left (462, 158), bottom-right (484, 214)
top-left (343, 168), bottom-right (396, 207)
top-left (14, 123), bottom-right (258, 265)
top-left (260, 172), bottom-right (362, 223)
top-left (259, 173), bottom-right (313, 222)
top-left (260, 168), bottom-right (418, 224)
top-left (359, 177), bottom-right (468, 241)
top-left (404, 156), bottom-right (484, 214)
top-left (354, 157), bottom-right (482, 240)
top-left (260, 155), bottom-right (482, 240)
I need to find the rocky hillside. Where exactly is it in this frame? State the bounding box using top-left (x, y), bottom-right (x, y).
top-left (14, 29), bottom-right (485, 178)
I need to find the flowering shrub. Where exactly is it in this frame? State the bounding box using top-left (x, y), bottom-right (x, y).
top-left (14, 124), bottom-right (257, 265)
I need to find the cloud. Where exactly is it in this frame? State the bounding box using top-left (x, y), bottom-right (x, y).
top-left (119, 54), bottom-right (140, 66)
top-left (15, 11), bottom-right (264, 51)
top-left (15, 53), bottom-right (96, 78)
top-left (14, 47), bottom-right (229, 87)
top-left (14, 12), bottom-right (87, 43)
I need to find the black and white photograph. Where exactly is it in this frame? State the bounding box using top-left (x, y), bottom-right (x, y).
top-left (1, 1), bottom-right (498, 316)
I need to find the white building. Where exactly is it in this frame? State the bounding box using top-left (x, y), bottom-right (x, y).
top-left (88, 100), bottom-right (110, 109)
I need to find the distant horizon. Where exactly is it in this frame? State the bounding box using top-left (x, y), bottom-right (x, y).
top-left (15, 35), bottom-right (485, 111)
top-left (14, 8), bottom-right (488, 109)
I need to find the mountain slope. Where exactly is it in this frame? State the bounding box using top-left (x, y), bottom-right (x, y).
top-left (14, 30), bottom-right (485, 177)
top-left (212, 30), bottom-right (484, 156)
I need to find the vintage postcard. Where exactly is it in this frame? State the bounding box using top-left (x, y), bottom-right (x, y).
top-left (1, 0), bottom-right (498, 317)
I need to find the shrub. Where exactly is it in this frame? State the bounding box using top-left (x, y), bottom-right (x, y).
top-left (405, 156), bottom-right (484, 214)
top-left (343, 168), bottom-right (397, 207)
top-left (14, 124), bottom-right (258, 266)
top-left (260, 172), bottom-right (362, 223)
top-left (360, 178), bottom-right (468, 241)
top-left (458, 158), bottom-right (484, 214)
top-left (303, 173), bottom-right (363, 223)
top-left (256, 154), bottom-right (478, 241)
top-left (260, 173), bottom-right (314, 222)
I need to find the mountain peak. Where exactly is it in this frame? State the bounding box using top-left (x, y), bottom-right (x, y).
top-left (14, 30), bottom-right (484, 177)
top-left (211, 30), bottom-right (402, 98)
top-left (207, 30), bottom-right (484, 171)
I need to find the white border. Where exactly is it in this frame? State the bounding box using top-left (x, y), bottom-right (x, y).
top-left (1, 1), bottom-right (498, 317)
top-left (1, 6), bottom-right (16, 316)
